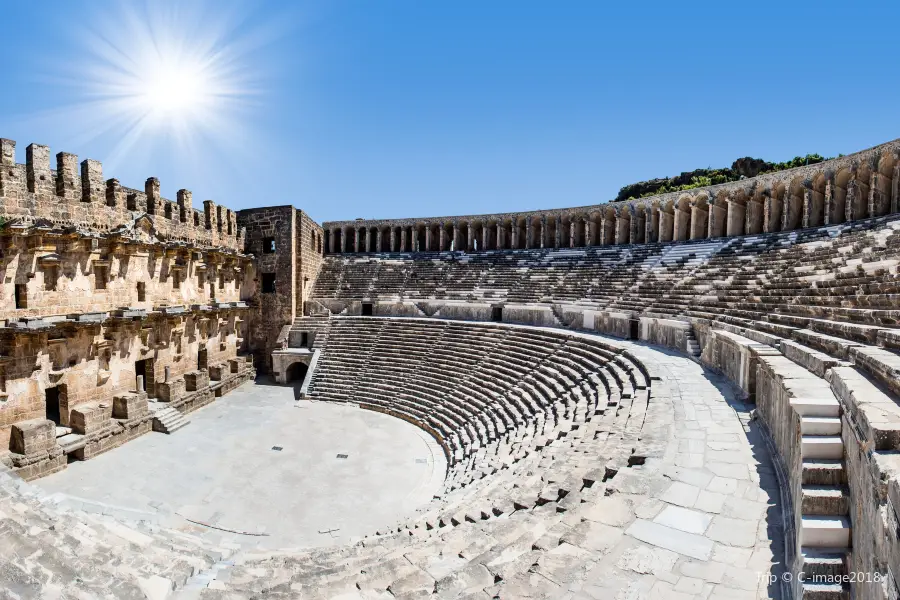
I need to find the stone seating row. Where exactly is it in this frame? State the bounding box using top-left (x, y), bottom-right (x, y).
top-left (202, 322), bottom-right (656, 600)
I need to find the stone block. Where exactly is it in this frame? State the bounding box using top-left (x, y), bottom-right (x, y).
top-left (184, 370), bottom-right (210, 392)
top-left (10, 419), bottom-right (56, 455)
top-left (228, 358), bottom-right (240, 373)
top-left (208, 364), bottom-right (226, 381)
top-left (113, 393), bottom-right (149, 420)
top-left (70, 403), bottom-right (113, 435)
top-left (156, 378), bottom-right (186, 402)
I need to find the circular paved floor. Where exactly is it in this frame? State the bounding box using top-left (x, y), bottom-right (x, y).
top-left (33, 380), bottom-right (446, 549)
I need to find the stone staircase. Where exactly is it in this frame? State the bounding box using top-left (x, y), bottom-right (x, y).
top-left (794, 395), bottom-right (851, 599)
top-left (151, 405), bottom-right (191, 434)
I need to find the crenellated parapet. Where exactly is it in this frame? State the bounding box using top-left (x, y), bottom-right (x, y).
top-left (322, 138), bottom-right (900, 253)
top-left (0, 138), bottom-right (245, 253)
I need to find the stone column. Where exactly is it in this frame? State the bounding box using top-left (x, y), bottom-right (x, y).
top-left (539, 216), bottom-right (547, 248)
top-left (376, 229), bottom-right (383, 252)
top-left (824, 180), bottom-right (833, 225)
top-left (585, 219), bottom-right (593, 246)
top-left (658, 211), bottom-right (674, 242)
top-left (845, 181), bottom-right (857, 223)
top-left (511, 224), bottom-right (519, 249)
top-left (725, 201), bottom-right (745, 237)
top-left (354, 228), bottom-right (360, 253)
top-left (466, 226), bottom-right (474, 252)
top-left (400, 228), bottom-right (407, 252)
top-left (439, 226), bottom-right (446, 251)
top-left (689, 205), bottom-right (707, 240)
top-left (569, 221), bottom-right (576, 248)
top-left (340, 229), bottom-right (347, 253)
top-left (425, 226), bottom-right (432, 252)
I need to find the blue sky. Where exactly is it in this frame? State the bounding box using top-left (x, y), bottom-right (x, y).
top-left (0, 1), bottom-right (897, 223)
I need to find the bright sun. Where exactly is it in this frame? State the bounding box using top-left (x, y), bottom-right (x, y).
top-left (141, 62), bottom-right (209, 115)
top-left (69, 1), bottom-right (260, 150)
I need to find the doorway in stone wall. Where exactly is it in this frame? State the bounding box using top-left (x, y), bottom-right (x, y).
top-left (135, 359), bottom-right (147, 393)
top-left (45, 386), bottom-right (61, 425)
top-left (135, 359), bottom-right (156, 396)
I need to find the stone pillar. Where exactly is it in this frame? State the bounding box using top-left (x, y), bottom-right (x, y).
top-left (452, 225), bottom-right (459, 251)
top-left (553, 217), bottom-right (561, 248)
top-left (466, 225), bottom-right (474, 252)
top-left (511, 224), bottom-right (519, 249)
top-left (330, 229), bottom-right (337, 253)
top-left (646, 207), bottom-right (659, 243)
top-left (80, 159), bottom-right (103, 203)
top-left (439, 226), bottom-right (446, 251)
top-left (801, 189), bottom-right (811, 228)
top-left (673, 209), bottom-right (690, 241)
top-left (0, 139), bottom-right (14, 197)
top-left (658, 211), bottom-right (674, 242)
top-left (376, 229), bottom-right (383, 252)
top-left (26, 143), bottom-right (52, 196)
top-left (585, 219), bottom-right (593, 246)
top-left (824, 180), bottom-right (833, 225)
top-left (354, 228), bottom-right (360, 253)
top-left (400, 228), bottom-right (407, 252)
top-left (497, 223), bottom-right (504, 250)
top-left (425, 226), bottom-right (432, 252)
top-left (177, 189), bottom-right (192, 223)
top-left (569, 221), bottom-right (576, 248)
top-left (689, 205), bottom-right (707, 240)
top-left (482, 226), bottom-right (489, 251)
top-left (145, 177), bottom-right (160, 215)
top-left (868, 172), bottom-right (877, 218)
top-left (539, 216), bottom-right (547, 248)
top-left (389, 228), bottom-right (396, 252)
top-left (56, 152), bottom-right (80, 200)
top-left (340, 229), bottom-right (348, 253)
top-left (725, 201), bottom-right (745, 237)
top-left (845, 181), bottom-right (857, 223)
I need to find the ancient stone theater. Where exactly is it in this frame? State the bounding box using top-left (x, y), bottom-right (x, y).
top-left (1, 136), bottom-right (900, 600)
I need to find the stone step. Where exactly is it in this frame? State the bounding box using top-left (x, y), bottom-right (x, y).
top-left (791, 398), bottom-right (841, 418)
top-left (800, 516), bottom-right (851, 548)
top-left (801, 583), bottom-right (850, 600)
top-left (152, 408), bottom-right (191, 434)
top-left (802, 460), bottom-right (845, 486)
top-left (800, 417), bottom-right (842, 436)
top-left (801, 486), bottom-right (850, 516)
top-left (801, 436), bottom-right (844, 460)
top-left (801, 547), bottom-right (848, 579)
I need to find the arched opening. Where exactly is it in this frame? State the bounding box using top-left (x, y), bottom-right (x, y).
top-left (286, 361), bottom-right (309, 383)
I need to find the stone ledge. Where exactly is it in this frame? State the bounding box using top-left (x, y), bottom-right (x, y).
top-left (827, 366), bottom-right (900, 451)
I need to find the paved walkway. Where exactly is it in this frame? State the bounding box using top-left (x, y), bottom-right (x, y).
top-left (567, 341), bottom-right (785, 600)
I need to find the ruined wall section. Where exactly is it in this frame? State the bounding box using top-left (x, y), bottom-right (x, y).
top-left (296, 209), bottom-right (324, 316)
top-left (0, 139), bottom-right (244, 252)
top-left (238, 206), bottom-right (297, 371)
